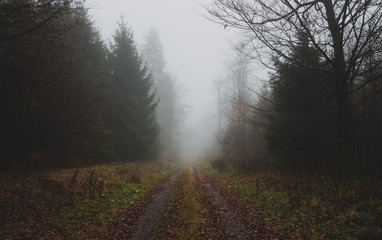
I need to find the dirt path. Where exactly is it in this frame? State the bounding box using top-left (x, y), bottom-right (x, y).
top-left (107, 163), bottom-right (280, 239)
top-left (192, 165), bottom-right (249, 239)
top-left (104, 166), bottom-right (182, 239)
top-left (131, 166), bottom-right (181, 239)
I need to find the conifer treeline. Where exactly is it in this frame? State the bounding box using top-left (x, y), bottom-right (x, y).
top-left (217, 35), bottom-right (382, 176)
top-left (0, 1), bottom-right (159, 170)
top-left (211, 0), bottom-right (382, 177)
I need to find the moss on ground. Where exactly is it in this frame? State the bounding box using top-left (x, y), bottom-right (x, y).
top-left (177, 164), bottom-right (201, 239)
top-left (155, 164), bottom-right (201, 240)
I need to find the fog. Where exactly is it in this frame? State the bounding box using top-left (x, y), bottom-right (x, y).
top-left (87, 0), bottom-right (237, 161)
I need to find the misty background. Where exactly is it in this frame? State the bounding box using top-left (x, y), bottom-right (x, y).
top-left (87, 0), bottom-right (239, 161)
top-left (2, 1), bottom-right (382, 239)
top-left (2, 0), bottom-right (381, 173)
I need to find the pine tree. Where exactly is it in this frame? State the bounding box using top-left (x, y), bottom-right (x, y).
top-left (64, 6), bottom-right (112, 166)
top-left (0, 2), bottom-right (112, 169)
top-left (142, 28), bottom-right (178, 159)
top-left (266, 33), bottom-right (336, 170)
top-left (142, 28), bottom-right (166, 80)
top-left (108, 18), bottom-right (159, 161)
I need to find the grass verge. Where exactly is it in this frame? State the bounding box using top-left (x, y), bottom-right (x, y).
top-left (199, 162), bottom-right (382, 239)
top-left (178, 164), bottom-right (201, 239)
top-left (155, 163), bottom-right (201, 239)
top-left (0, 161), bottom-right (174, 239)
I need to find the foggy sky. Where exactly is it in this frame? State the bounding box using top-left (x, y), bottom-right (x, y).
top-left (87, 0), bottom-right (237, 161)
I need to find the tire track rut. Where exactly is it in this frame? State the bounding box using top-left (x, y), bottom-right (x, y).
top-left (192, 164), bottom-right (249, 239)
top-left (130, 166), bottom-right (182, 240)
top-left (107, 164), bottom-right (279, 239)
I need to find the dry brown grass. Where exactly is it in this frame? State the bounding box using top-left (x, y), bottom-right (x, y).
top-left (0, 161), bottom-right (176, 239)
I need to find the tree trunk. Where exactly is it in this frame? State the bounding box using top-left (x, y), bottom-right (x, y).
top-left (323, 0), bottom-right (354, 165)
top-left (335, 74), bottom-right (354, 161)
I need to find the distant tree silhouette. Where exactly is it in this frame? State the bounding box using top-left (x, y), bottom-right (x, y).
top-left (108, 18), bottom-right (159, 161)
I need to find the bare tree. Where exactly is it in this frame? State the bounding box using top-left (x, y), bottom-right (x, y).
top-left (0, 0), bottom-right (74, 42)
top-left (217, 50), bottom-right (259, 171)
top-left (213, 77), bottom-right (225, 137)
top-left (207, 0), bottom-right (382, 161)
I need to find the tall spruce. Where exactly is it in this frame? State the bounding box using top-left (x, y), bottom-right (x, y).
top-left (267, 34), bottom-right (336, 170)
top-left (108, 18), bottom-right (159, 161)
top-left (0, 2), bottom-right (111, 169)
top-left (142, 28), bottom-right (178, 159)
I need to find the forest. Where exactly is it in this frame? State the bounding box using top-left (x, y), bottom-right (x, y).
top-left (210, 0), bottom-right (382, 177)
top-left (0, 1), bottom-right (182, 170)
top-left (1, 0), bottom-right (382, 239)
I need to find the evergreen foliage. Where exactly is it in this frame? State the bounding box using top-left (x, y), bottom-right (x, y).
top-left (0, 3), bottom-right (160, 170)
top-left (142, 28), bottom-right (180, 159)
top-left (108, 18), bottom-right (159, 161)
top-left (266, 34), bottom-right (336, 170)
top-left (0, 2), bottom-right (111, 169)
top-left (142, 28), bottom-right (166, 79)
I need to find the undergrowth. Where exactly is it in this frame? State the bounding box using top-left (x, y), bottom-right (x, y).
top-left (200, 163), bottom-right (382, 239)
top-left (0, 161), bottom-right (174, 239)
